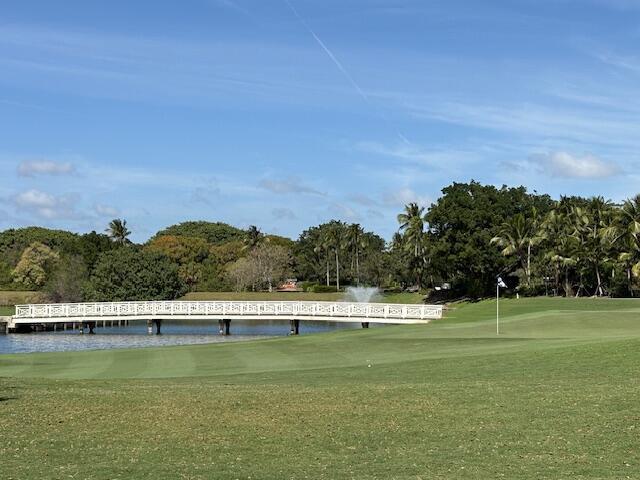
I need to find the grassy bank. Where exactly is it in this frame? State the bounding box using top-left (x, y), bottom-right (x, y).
top-left (1, 297), bottom-right (639, 478)
top-left (0, 290), bottom-right (42, 315)
top-left (183, 290), bottom-right (425, 303)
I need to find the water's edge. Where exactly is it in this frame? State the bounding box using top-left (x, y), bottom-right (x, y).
top-left (0, 320), bottom-right (378, 354)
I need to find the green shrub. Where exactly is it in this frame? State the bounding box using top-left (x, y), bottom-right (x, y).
top-left (311, 284), bottom-right (340, 293)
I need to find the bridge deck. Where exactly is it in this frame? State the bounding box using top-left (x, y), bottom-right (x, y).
top-left (10, 300), bottom-right (442, 328)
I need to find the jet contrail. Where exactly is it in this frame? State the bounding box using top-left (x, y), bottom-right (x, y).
top-left (283, 0), bottom-right (369, 103)
top-left (283, 0), bottom-right (412, 146)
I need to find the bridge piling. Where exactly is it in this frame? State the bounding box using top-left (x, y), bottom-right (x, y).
top-left (361, 322), bottom-right (369, 328)
top-left (218, 319), bottom-right (224, 335)
top-left (154, 319), bottom-right (162, 335)
top-left (224, 319), bottom-right (231, 335)
top-left (147, 320), bottom-right (153, 335)
top-left (289, 319), bottom-right (300, 335)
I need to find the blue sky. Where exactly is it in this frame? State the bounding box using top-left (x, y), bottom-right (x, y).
top-left (1, 0), bottom-right (639, 242)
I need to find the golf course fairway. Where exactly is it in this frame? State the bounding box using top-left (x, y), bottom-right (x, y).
top-left (1, 297), bottom-right (638, 479)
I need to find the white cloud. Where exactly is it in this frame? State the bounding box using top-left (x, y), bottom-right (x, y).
top-left (12, 189), bottom-right (81, 219)
top-left (259, 177), bottom-right (324, 196)
top-left (17, 159), bottom-right (75, 177)
top-left (534, 151), bottom-right (619, 178)
top-left (383, 187), bottom-right (431, 208)
top-left (328, 203), bottom-right (361, 222)
top-left (94, 204), bottom-right (119, 217)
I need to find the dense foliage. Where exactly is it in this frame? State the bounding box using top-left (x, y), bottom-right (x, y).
top-left (152, 221), bottom-right (245, 245)
top-left (4, 180), bottom-right (640, 300)
top-left (425, 182), bottom-right (554, 296)
top-left (85, 248), bottom-right (186, 302)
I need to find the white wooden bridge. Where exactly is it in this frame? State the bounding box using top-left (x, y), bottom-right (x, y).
top-left (7, 300), bottom-right (443, 334)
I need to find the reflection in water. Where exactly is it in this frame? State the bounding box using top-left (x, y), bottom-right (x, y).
top-left (0, 319), bottom-right (376, 354)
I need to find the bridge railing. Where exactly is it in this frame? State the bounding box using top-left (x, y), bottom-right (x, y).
top-left (14, 301), bottom-right (442, 321)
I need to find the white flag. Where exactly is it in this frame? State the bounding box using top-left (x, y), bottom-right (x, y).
top-left (497, 277), bottom-right (507, 288)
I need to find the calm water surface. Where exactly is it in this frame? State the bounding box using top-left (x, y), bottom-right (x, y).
top-left (0, 320), bottom-right (371, 354)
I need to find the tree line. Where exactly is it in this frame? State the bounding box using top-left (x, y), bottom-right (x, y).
top-left (1, 181), bottom-right (639, 302)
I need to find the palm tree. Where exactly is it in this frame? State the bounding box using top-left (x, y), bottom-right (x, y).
top-left (570, 197), bottom-right (614, 296)
top-left (539, 208), bottom-right (576, 296)
top-left (397, 202), bottom-right (426, 288)
top-left (313, 229), bottom-right (332, 287)
top-left (490, 210), bottom-right (539, 287)
top-left (346, 223), bottom-right (365, 285)
top-left (326, 221), bottom-right (346, 291)
top-left (106, 219), bottom-right (131, 245)
top-left (604, 195), bottom-right (640, 296)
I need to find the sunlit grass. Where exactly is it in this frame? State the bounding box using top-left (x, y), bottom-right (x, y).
top-left (1, 297), bottom-right (639, 478)
top-left (183, 290), bottom-right (425, 303)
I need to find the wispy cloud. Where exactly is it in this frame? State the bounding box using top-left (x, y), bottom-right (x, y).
top-left (94, 204), bottom-right (119, 217)
top-left (272, 207), bottom-right (297, 220)
top-left (12, 189), bottom-right (83, 220)
top-left (0, 24), bottom-right (362, 108)
top-left (327, 202), bottom-right (361, 222)
top-left (533, 151), bottom-right (620, 178)
top-left (347, 193), bottom-right (377, 206)
top-left (259, 177), bottom-right (324, 196)
top-left (410, 100), bottom-right (640, 149)
top-left (17, 159), bottom-right (76, 177)
top-left (208, 0), bottom-right (249, 14)
top-left (382, 187), bottom-right (431, 208)
top-left (356, 141), bottom-right (478, 167)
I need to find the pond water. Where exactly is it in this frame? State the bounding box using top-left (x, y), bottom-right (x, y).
top-left (0, 320), bottom-right (374, 354)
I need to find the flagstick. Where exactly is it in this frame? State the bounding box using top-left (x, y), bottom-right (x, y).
top-left (496, 283), bottom-right (499, 335)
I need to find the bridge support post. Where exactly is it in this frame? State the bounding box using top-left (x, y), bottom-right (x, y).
top-left (147, 320), bottom-right (153, 335)
top-left (224, 319), bottom-right (231, 336)
top-left (218, 319), bottom-right (224, 335)
top-left (88, 322), bottom-right (95, 334)
top-left (361, 322), bottom-right (369, 328)
top-left (78, 322), bottom-right (84, 334)
top-left (154, 319), bottom-right (162, 335)
top-left (289, 319), bottom-right (299, 335)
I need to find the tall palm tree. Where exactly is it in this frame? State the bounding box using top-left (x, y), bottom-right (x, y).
top-left (346, 223), bottom-right (365, 285)
top-left (604, 194), bottom-right (640, 296)
top-left (397, 202), bottom-right (426, 288)
top-left (490, 210), bottom-right (539, 287)
top-left (106, 219), bottom-right (131, 245)
top-left (313, 229), bottom-right (332, 287)
top-left (539, 208), bottom-right (576, 296)
top-left (570, 197), bottom-right (614, 296)
top-left (397, 203), bottom-right (424, 247)
top-left (326, 221), bottom-right (346, 291)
